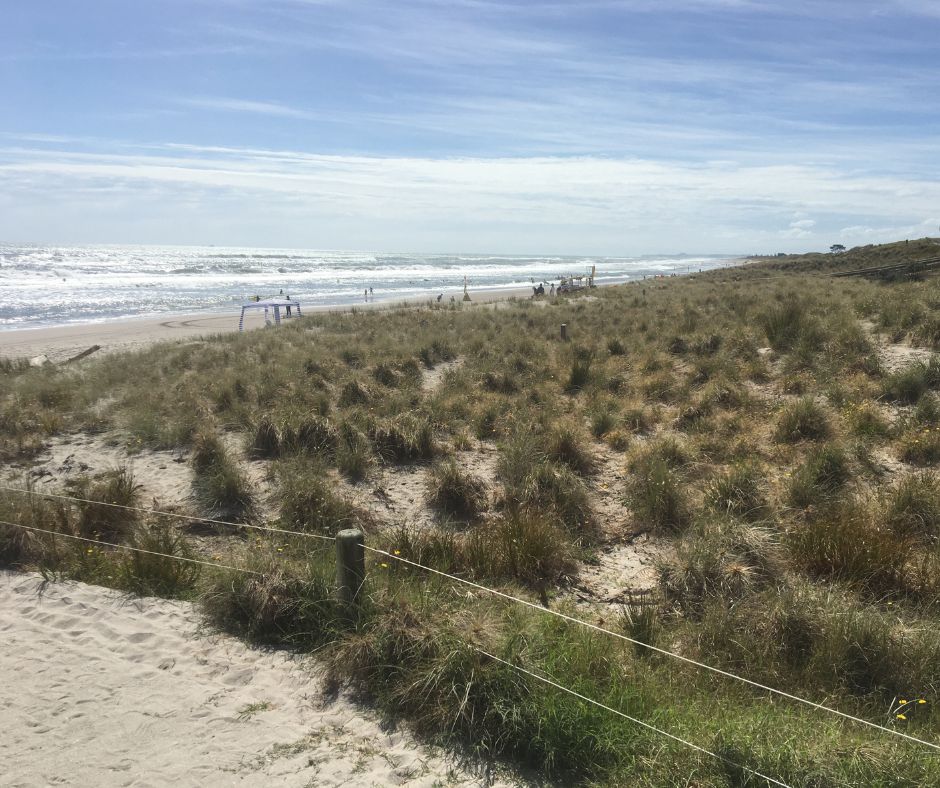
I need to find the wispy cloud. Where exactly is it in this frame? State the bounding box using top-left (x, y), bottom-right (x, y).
top-left (0, 142), bottom-right (936, 252)
top-left (177, 97), bottom-right (316, 119)
top-left (2, 0), bottom-right (938, 250)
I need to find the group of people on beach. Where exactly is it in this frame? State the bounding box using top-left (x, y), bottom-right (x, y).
top-left (532, 282), bottom-right (557, 297)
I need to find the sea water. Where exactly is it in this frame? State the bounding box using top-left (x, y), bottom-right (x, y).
top-left (0, 244), bottom-right (737, 329)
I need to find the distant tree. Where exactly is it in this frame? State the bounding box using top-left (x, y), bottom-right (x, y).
top-left (830, 244), bottom-right (846, 253)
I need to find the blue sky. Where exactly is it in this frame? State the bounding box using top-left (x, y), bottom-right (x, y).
top-left (1, 0), bottom-right (938, 254)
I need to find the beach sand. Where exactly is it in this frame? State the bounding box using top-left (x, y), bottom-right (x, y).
top-left (0, 570), bottom-right (511, 787)
top-left (0, 286), bottom-right (540, 364)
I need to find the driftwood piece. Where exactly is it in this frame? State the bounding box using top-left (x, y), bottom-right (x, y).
top-left (64, 345), bottom-right (102, 364)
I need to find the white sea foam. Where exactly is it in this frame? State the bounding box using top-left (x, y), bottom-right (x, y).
top-left (0, 243), bottom-right (736, 329)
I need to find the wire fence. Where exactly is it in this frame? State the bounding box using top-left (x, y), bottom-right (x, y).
top-left (0, 519), bottom-right (261, 576)
top-left (363, 545), bottom-right (940, 753)
top-left (0, 508), bottom-right (790, 788)
top-left (0, 484), bottom-right (335, 542)
top-left (2, 482), bottom-right (939, 768)
top-left (475, 648), bottom-right (792, 788)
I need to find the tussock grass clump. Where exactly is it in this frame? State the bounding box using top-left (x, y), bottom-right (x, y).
top-left (641, 370), bottom-right (681, 403)
top-left (389, 511), bottom-right (576, 589)
top-left (619, 602), bottom-right (660, 657)
top-left (119, 521), bottom-right (201, 598)
top-left (704, 463), bottom-right (768, 520)
top-left (191, 430), bottom-right (255, 520)
top-left (914, 392), bottom-right (940, 426)
top-left (249, 414), bottom-right (281, 458)
top-left (759, 295), bottom-right (812, 351)
top-left (626, 456), bottom-right (690, 532)
top-left (882, 359), bottom-right (940, 405)
top-left (525, 463), bottom-right (595, 534)
top-left (788, 499), bottom-right (911, 597)
top-left (497, 431), bottom-right (596, 534)
top-left (481, 370), bottom-right (519, 394)
top-left (629, 436), bottom-right (690, 470)
top-left (565, 350), bottom-right (594, 392)
top-left (277, 460), bottom-right (370, 536)
top-left (693, 584), bottom-right (938, 701)
top-left (606, 337), bottom-right (626, 355)
top-left (898, 426), bottom-right (940, 466)
top-left (673, 401), bottom-right (712, 432)
top-left (370, 414), bottom-right (436, 463)
top-left (589, 408), bottom-right (617, 438)
top-left (621, 403), bottom-right (655, 434)
top-left (545, 425), bottom-right (595, 475)
top-left (201, 557), bottom-right (341, 647)
top-left (659, 520), bottom-right (783, 614)
top-left (417, 339), bottom-right (456, 368)
top-left (0, 357), bottom-right (30, 375)
top-left (425, 458), bottom-right (488, 519)
top-left (0, 488), bottom-right (72, 567)
top-left (845, 401), bottom-right (891, 438)
top-left (666, 335), bottom-right (688, 355)
top-left (883, 472), bottom-right (940, 539)
top-left (787, 444), bottom-right (851, 509)
top-left (290, 415), bottom-right (339, 457)
top-left (371, 363), bottom-right (402, 388)
top-left (774, 397), bottom-right (832, 443)
top-left (339, 379), bottom-right (371, 407)
top-left (336, 422), bottom-right (374, 482)
top-left (70, 467), bottom-right (141, 539)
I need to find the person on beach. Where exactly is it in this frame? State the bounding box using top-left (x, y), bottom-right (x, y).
top-left (364, 288), bottom-right (368, 300)
top-left (369, 287), bottom-right (374, 296)
top-left (285, 295), bottom-right (292, 317)
top-left (437, 293), bottom-right (443, 302)
top-left (550, 283), bottom-right (555, 296)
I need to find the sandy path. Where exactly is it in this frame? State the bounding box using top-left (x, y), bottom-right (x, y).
top-left (0, 572), bottom-right (507, 788)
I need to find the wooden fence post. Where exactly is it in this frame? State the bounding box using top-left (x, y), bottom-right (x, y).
top-left (560, 323), bottom-right (568, 341)
top-left (335, 528), bottom-right (365, 618)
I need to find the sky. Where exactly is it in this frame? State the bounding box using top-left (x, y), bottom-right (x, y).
top-left (1, 0), bottom-right (938, 255)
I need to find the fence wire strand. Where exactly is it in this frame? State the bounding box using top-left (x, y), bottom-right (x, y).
top-left (0, 519), bottom-right (261, 576)
top-left (0, 484), bottom-right (335, 543)
top-left (3, 478), bottom-right (937, 755)
top-left (476, 648), bottom-right (792, 788)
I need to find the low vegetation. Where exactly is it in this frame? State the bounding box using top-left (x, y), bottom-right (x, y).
top-left (3, 237), bottom-right (940, 784)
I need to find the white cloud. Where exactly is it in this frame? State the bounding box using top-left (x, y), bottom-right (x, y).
top-left (0, 142), bottom-right (936, 253)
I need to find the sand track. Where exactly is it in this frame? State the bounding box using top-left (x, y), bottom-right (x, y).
top-left (0, 571), bottom-right (507, 788)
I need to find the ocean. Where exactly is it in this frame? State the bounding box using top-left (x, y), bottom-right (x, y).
top-left (0, 244), bottom-right (738, 329)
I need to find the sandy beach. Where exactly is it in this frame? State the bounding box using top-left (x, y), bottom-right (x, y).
top-left (0, 571), bottom-right (511, 787)
top-left (0, 286), bottom-right (539, 364)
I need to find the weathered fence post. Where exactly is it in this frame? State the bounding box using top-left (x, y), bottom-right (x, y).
top-left (335, 528), bottom-right (365, 618)
top-left (560, 323), bottom-right (568, 341)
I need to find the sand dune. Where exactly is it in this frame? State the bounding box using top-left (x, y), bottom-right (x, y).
top-left (0, 571), bottom-right (508, 787)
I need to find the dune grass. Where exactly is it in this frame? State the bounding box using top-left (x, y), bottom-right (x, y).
top-left (3, 238), bottom-right (940, 784)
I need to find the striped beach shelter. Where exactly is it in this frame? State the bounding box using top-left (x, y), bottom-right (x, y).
top-left (238, 298), bottom-right (302, 331)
